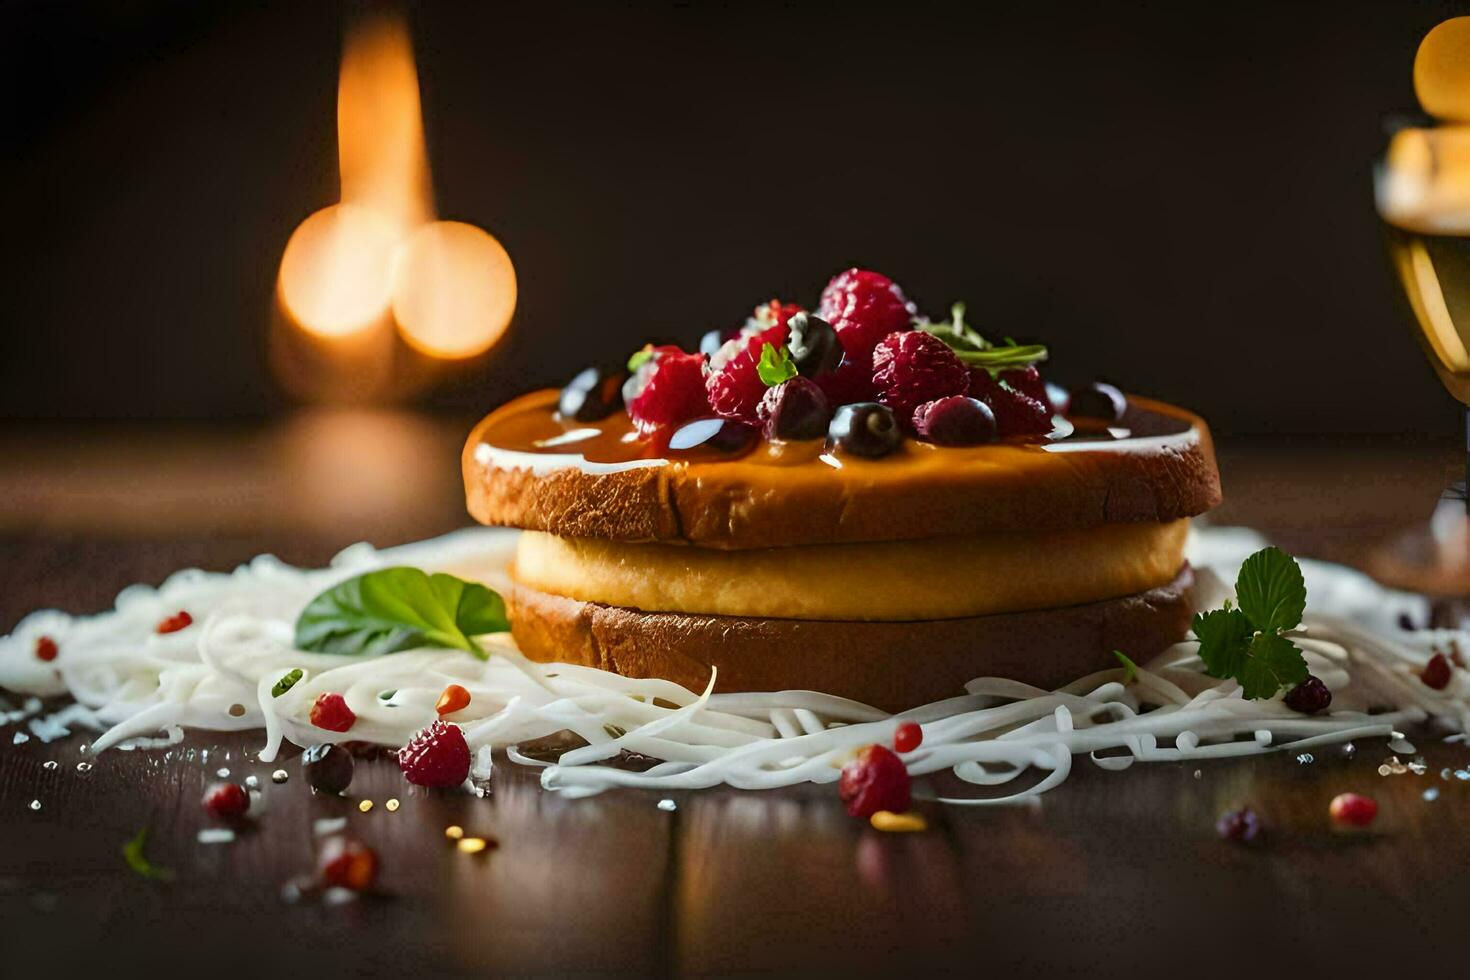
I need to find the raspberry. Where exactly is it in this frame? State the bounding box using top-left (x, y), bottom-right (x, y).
top-left (817, 269), bottom-right (917, 405)
top-left (1328, 792), bottom-right (1377, 828)
top-left (912, 395), bottom-right (997, 446)
top-left (969, 370), bottom-right (1054, 438)
top-left (998, 366), bottom-right (1052, 410)
top-left (398, 719), bottom-right (472, 788)
top-left (752, 299), bottom-right (803, 332)
top-left (1422, 652), bottom-right (1453, 690)
top-left (156, 611), bottom-right (193, 634)
top-left (838, 743), bottom-right (912, 818)
top-left (893, 721), bottom-right (923, 753)
top-left (706, 322), bottom-right (788, 424)
top-left (202, 781), bottom-right (250, 819)
top-left (318, 836), bottom-right (378, 891)
top-left (871, 331), bottom-right (970, 421)
top-left (309, 692), bottom-right (357, 733)
top-left (34, 635), bottom-right (58, 662)
top-left (624, 346), bottom-right (711, 433)
top-left (1283, 675), bottom-right (1332, 713)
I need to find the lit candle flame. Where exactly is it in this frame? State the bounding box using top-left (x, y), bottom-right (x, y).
top-left (276, 12), bottom-right (515, 391)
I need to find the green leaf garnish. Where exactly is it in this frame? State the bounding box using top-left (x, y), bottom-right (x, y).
top-left (294, 567), bottom-right (509, 660)
top-left (271, 668), bottom-right (303, 698)
top-left (1113, 650), bottom-right (1138, 683)
top-left (1191, 547), bottom-right (1309, 699)
top-left (1237, 632), bottom-right (1310, 700)
top-left (1192, 606), bottom-right (1255, 680)
top-left (627, 348), bottom-right (656, 372)
top-left (122, 827), bottom-right (174, 882)
top-left (918, 300), bottom-right (1048, 374)
top-left (756, 343), bottom-right (798, 386)
top-left (1235, 546), bottom-right (1306, 635)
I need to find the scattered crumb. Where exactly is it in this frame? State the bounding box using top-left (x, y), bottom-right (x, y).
top-left (385, 799), bottom-right (400, 812)
top-left (358, 800), bottom-right (374, 813)
top-left (870, 810), bottom-right (928, 833)
top-left (445, 825), bottom-right (464, 840)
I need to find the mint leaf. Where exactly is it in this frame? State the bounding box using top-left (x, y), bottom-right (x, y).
top-left (122, 827), bottom-right (174, 882)
top-left (294, 567), bottom-right (509, 660)
top-left (627, 348), bottom-right (656, 372)
top-left (918, 302), bottom-right (1047, 373)
top-left (271, 668), bottom-right (303, 698)
top-left (1235, 546), bottom-right (1306, 634)
top-left (756, 343), bottom-right (798, 386)
top-left (1113, 650), bottom-right (1138, 683)
top-left (1192, 606), bottom-right (1254, 680)
top-left (1237, 632), bottom-right (1309, 700)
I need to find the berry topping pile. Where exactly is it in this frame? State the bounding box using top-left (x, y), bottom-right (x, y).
top-left (557, 267), bottom-right (1129, 458)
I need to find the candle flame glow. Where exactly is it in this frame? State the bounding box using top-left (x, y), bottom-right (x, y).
top-left (276, 12), bottom-right (515, 373)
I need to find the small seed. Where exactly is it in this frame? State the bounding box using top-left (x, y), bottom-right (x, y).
top-left (385, 799), bottom-right (400, 812)
top-left (444, 825), bottom-right (464, 840)
top-left (358, 800), bottom-right (374, 813)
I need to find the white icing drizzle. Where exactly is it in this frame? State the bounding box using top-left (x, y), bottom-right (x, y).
top-left (0, 526), bottom-right (1462, 803)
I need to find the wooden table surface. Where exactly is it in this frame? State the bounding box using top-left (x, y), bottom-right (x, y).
top-left (2, 420), bottom-right (1468, 977)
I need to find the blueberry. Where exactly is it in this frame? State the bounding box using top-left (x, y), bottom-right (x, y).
top-left (828, 403), bottom-right (903, 458)
top-left (913, 395), bottom-right (997, 446)
top-left (1066, 382), bottom-right (1127, 422)
top-left (1283, 675), bottom-right (1332, 714)
top-left (559, 366), bottom-right (626, 422)
top-left (669, 417), bottom-right (757, 453)
top-left (302, 742), bottom-right (355, 795)
top-left (759, 377), bottom-right (831, 441)
top-left (785, 312), bottom-right (842, 377)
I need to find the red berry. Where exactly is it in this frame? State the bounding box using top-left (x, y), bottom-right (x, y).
top-left (893, 721), bottom-right (923, 754)
top-left (817, 269), bottom-right (917, 405)
top-left (1329, 792), bottom-right (1378, 828)
top-left (202, 781), bottom-right (250, 819)
top-left (1216, 807), bottom-right (1263, 843)
top-left (752, 299), bottom-right (804, 332)
top-left (1284, 675), bottom-right (1333, 714)
top-left (706, 322), bottom-right (788, 424)
top-left (1422, 652), bottom-right (1453, 690)
top-left (624, 346), bottom-right (710, 433)
top-left (912, 395), bottom-right (997, 446)
top-left (871, 331), bottom-right (970, 421)
top-left (318, 836), bottom-right (378, 891)
top-left (969, 370), bottom-right (1054, 438)
top-left (310, 693), bottom-right (357, 733)
top-left (34, 635), bottom-right (58, 662)
top-left (398, 719), bottom-right (472, 788)
top-left (838, 744), bottom-right (912, 818)
top-left (156, 611), bottom-right (193, 635)
top-left (998, 366), bottom-right (1052, 410)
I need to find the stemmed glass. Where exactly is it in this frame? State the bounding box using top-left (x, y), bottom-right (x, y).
top-left (1371, 18), bottom-right (1470, 597)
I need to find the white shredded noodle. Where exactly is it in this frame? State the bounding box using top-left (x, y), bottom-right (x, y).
top-left (1, 526), bottom-right (1466, 803)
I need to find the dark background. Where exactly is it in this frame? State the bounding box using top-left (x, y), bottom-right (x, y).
top-left (1, 0), bottom-right (1463, 435)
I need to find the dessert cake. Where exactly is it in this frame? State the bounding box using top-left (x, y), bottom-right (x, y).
top-left (463, 269), bottom-right (1221, 710)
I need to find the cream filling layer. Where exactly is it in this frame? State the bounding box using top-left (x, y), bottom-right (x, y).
top-left (512, 521), bottom-right (1191, 622)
